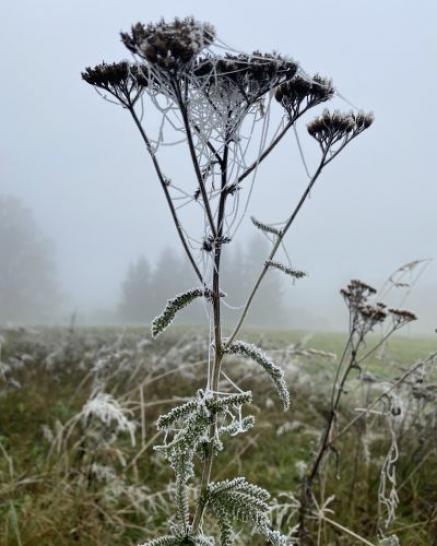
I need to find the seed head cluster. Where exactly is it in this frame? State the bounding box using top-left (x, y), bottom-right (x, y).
top-left (275, 74), bottom-right (334, 118)
top-left (341, 280), bottom-right (417, 334)
top-left (81, 62), bottom-right (148, 104)
top-left (121, 17), bottom-right (216, 70)
top-left (308, 109), bottom-right (374, 149)
top-left (194, 52), bottom-right (297, 104)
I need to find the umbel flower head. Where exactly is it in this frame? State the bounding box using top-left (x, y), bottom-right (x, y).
top-left (307, 109), bottom-right (374, 150)
top-left (121, 17), bottom-right (216, 70)
top-left (275, 73), bottom-right (334, 118)
top-left (81, 62), bottom-right (148, 104)
top-left (194, 52), bottom-right (298, 106)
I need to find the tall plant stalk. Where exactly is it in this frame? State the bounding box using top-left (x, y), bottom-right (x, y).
top-left (82, 17), bottom-right (375, 545)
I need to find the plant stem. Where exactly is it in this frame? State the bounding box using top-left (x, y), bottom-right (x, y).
top-left (191, 135), bottom-right (229, 534)
top-left (173, 82), bottom-right (217, 237)
top-left (127, 104), bottom-right (204, 285)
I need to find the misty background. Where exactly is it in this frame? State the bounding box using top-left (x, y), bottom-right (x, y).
top-left (1, 0), bottom-right (436, 332)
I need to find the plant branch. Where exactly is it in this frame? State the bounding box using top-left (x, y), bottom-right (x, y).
top-left (226, 151), bottom-right (328, 347)
top-left (173, 81), bottom-right (217, 237)
top-left (127, 103), bottom-right (204, 285)
top-left (191, 133), bottom-right (230, 534)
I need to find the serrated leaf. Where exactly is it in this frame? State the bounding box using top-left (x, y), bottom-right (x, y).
top-left (225, 341), bottom-right (290, 410)
top-left (152, 289), bottom-right (205, 338)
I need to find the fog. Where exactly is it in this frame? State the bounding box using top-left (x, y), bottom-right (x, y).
top-left (1, 0), bottom-right (436, 332)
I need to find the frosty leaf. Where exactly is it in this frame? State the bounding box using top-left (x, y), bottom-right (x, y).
top-left (266, 261), bottom-right (307, 279)
top-left (250, 216), bottom-right (281, 237)
top-left (378, 537), bottom-right (400, 546)
top-left (152, 289), bottom-right (206, 338)
top-left (138, 536), bottom-right (180, 546)
top-left (225, 341), bottom-right (290, 410)
top-left (208, 391), bottom-right (252, 412)
top-left (138, 531), bottom-right (215, 545)
top-left (157, 399), bottom-right (199, 430)
top-left (82, 392), bottom-right (136, 446)
top-left (171, 448), bottom-right (193, 532)
top-left (219, 415), bottom-right (256, 438)
top-left (206, 477), bottom-right (287, 544)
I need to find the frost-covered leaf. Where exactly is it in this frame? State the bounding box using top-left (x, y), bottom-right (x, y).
top-left (225, 341), bottom-right (290, 410)
top-left (152, 289), bottom-right (206, 338)
top-left (157, 399), bottom-right (199, 430)
top-left (138, 536), bottom-right (180, 546)
top-left (206, 477), bottom-right (287, 545)
top-left (266, 261), bottom-right (307, 280)
top-left (250, 216), bottom-right (281, 237)
top-left (82, 392), bottom-right (136, 445)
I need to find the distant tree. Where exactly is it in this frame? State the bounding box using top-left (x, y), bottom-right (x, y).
top-left (149, 247), bottom-right (185, 315)
top-left (119, 256), bottom-right (152, 322)
top-left (0, 195), bottom-right (59, 323)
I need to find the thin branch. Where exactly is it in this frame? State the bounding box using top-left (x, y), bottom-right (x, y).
top-left (127, 103), bottom-right (204, 285)
top-left (226, 151), bottom-right (328, 347)
top-left (173, 81), bottom-right (217, 236)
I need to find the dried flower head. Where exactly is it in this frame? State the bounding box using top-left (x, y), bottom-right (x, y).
top-left (275, 73), bottom-right (334, 118)
top-left (341, 280), bottom-right (387, 333)
top-left (194, 51), bottom-right (298, 106)
top-left (81, 62), bottom-right (147, 104)
top-left (357, 303), bottom-right (387, 324)
top-left (389, 308), bottom-right (417, 326)
top-left (307, 109), bottom-right (374, 150)
top-left (341, 279), bottom-right (377, 307)
top-left (121, 17), bottom-right (216, 70)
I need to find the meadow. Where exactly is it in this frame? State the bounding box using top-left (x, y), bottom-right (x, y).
top-left (1, 326), bottom-right (436, 545)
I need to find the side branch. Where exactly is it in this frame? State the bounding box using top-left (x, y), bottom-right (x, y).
top-left (236, 106), bottom-right (316, 187)
top-left (173, 82), bottom-right (217, 237)
top-left (127, 103), bottom-right (204, 285)
top-left (236, 117), bottom-right (295, 186)
top-left (226, 152), bottom-right (328, 347)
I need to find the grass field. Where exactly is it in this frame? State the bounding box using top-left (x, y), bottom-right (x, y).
top-left (1, 326), bottom-right (436, 545)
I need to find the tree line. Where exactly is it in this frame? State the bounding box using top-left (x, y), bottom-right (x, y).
top-left (119, 235), bottom-right (288, 327)
top-left (0, 195), bottom-right (288, 327)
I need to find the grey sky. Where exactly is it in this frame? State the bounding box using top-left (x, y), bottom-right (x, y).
top-left (1, 0), bottom-right (436, 331)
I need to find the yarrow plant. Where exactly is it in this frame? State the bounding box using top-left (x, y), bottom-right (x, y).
top-left (83, 17), bottom-right (374, 545)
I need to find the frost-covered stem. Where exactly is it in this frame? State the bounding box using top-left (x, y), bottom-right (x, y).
top-left (297, 332), bottom-right (364, 541)
top-left (308, 332), bottom-right (364, 485)
top-left (226, 152), bottom-right (329, 348)
top-left (192, 135), bottom-right (230, 535)
top-left (127, 102), bottom-right (204, 285)
top-left (299, 325), bottom-right (390, 539)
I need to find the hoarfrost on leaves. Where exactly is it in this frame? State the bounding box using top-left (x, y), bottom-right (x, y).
top-left (152, 288), bottom-right (211, 338)
top-left (225, 340), bottom-right (290, 410)
top-left (81, 392), bottom-right (136, 446)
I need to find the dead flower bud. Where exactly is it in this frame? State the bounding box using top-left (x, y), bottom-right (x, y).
top-left (121, 17), bottom-right (216, 70)
top-left (389, 308), bottom-right (417, 325)
top-left (341, 279), bottom-right (377, 308)
top-left (82, 62), bottom-right (131, 88)
top-left (81, 62), bottom-right (148, 103)
top-left (275, 74), bottom-right (334, 118)
top-left (194, 52), bottom-right (298, 105)
top-left (307, 109), bottom-right (373, 149)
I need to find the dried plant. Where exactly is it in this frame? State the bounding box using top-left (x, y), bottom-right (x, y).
top-left (295, 279), bottom-right (420, 544)
top-left (83, 17), bottom-right (374, 545)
